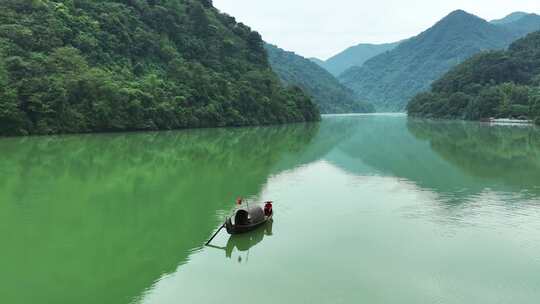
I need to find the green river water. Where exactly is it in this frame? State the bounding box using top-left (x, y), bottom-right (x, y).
top-left (1, 114), bottom-right (539, 304)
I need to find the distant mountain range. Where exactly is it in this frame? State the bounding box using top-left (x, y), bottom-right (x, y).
top-left (265, 44), bottom-right (375, 114)
top-left (311, 42), bottom-right (400, 76)
top-left (337, 10), bottom-right (540, 111)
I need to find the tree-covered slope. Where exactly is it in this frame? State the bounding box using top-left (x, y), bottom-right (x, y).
top-left (495, 13), bottom-right (540, 37)
top-left (491, 12), bottom-right (530, 25)
top-left (265, 43), bottom-right (374, 114)
top-left (313, 42), bottom-right (399, 77)
top-left (407, 31), bottom-right (540, 124)
top-left (339, 10), bottom-right (536, 112)
top-left (0, 0), bottom-right (319, 136)
top-left (309, 57), bottom-right (326, 66)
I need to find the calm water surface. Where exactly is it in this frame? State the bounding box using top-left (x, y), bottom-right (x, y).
top-left (1, 114), bottom-right (540, 304)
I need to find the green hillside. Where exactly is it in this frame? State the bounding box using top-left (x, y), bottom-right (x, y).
top-left (407, 31), bottom-right (540, 124)
top-left (491, 12), bottom-right (529, 24)
top-left (0, 0), bottom-right (319, 136)
top-left (265, 43), bottom-right (374, 114)
top-left (309, 57), bottom-right (326, 66)
top-left (496, 13), bottom-right (540, 37)
top-left (313, 42), bottom-right (399, 77)
top-left (339, 10), bottom-right (540, 112)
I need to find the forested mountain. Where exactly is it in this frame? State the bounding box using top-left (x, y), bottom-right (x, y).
top-left (339, 10), bottom-right (540, 112)
top-left (495, 13), bottom-right (540, 37)
top-left (265, 44), bottom-right (375, 114)
top-left (0, 0), bottom-right (319, 136)
top-left (312, 42), bottom-right (399, 76)
top-left (491, 12), bottom-right (529, 24)
top-left (309, 57), bottom-right (326, 66)
top-left (407, 31), bottom-right (540, 124)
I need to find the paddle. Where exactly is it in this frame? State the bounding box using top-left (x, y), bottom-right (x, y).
top-left (205, 224), bottom-right (225, 246)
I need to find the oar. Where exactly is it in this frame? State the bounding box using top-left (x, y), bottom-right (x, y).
top-left (205, 224), bottom-right (225, 246)
top-left (206, 244), bottom-right (226, 251)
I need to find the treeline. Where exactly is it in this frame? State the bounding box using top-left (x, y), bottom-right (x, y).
top-left (407, 31), bottom-right (540, 124)
top-left (0, 0), bottom-right (319, 136)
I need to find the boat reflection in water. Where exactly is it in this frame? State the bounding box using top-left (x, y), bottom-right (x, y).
top-left (208, 220), bottom-right (273, 263)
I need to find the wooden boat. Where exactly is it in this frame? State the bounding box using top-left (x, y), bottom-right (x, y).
top-left (225, 202), bottom-right (273, 235)
top-left (205, 200), bottom-right (273, 246)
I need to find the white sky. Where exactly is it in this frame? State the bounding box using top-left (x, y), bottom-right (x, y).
top-left (213, 0), bottom-right (540, 60)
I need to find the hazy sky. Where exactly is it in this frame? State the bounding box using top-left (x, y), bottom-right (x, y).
top-left (213, 0), bottom-right (540, 60)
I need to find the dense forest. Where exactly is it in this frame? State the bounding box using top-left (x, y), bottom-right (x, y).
top-left (339, 10), bottom-right (540, 111)
top-left (265, 43), bottom-right (375, 114)
top-left (407, 31), bottom-right (540, 124)
top-left (0, 0), bottom-right (320, 136)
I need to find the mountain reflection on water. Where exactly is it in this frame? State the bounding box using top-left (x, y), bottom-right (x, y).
top-left (1, 114), bottom-right (539, 304)
top-left (407, 119), bottom-right (540, 194)
top-left (0, 124), bottom-right (323, 304)
top-left (327, 115), bottom-right (540, 204)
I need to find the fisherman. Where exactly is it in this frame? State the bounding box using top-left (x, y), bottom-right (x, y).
top-left (264, 201), bottom-right (273, 216)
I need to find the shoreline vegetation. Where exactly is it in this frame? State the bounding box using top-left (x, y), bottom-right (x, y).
top-left (407, 31), bottom-right (540, 125)
top-left (0, 0), bottom-right (320, 137)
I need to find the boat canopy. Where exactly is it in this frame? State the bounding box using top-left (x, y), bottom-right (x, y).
top-left (234, 206), bottom-right (265, 225)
